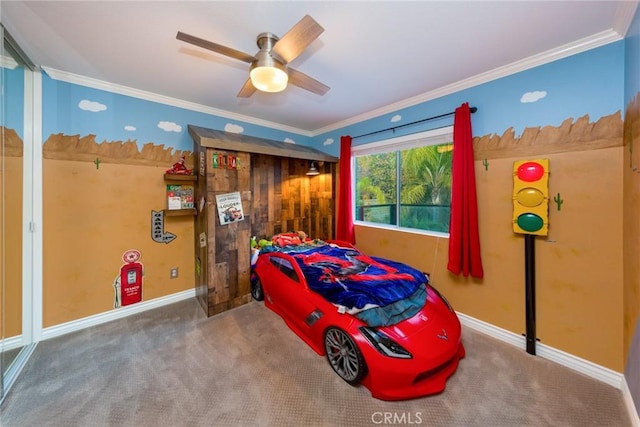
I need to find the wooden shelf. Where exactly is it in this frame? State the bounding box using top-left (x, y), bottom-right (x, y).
top-left (163, 173), bottom-right (196, 216)
top-left (164, 208), bottom-right (197, 217)
top-left (164, 173), bottom-right (197, 181)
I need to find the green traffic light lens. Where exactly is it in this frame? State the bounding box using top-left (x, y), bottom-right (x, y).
top-left (517, 213), bottom-right (544, 232)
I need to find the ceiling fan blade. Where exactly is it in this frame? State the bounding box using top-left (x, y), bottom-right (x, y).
top-left (287, 68), bottom-right (330, 96)
top-left (237, 78), bottom-right (257, 98)
top-left (272, 15), bottom-right (324, 64)
top-left (176, 31), bottom-right (256, 63)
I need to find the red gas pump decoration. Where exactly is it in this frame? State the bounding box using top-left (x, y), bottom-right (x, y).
top-left (114, 249), bottom-right (144, 308)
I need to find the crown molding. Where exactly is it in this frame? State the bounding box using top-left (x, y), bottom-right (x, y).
top-left (313, 29), bottom-right (623, 136)
top-left (40, 25), bottom-right (626, 141)
top-left (613, 0), bottom-right (639, 37)
top-left (42, 67), bottom-right (314, 138)
top-left (1, 55), bottom-right (19, 70)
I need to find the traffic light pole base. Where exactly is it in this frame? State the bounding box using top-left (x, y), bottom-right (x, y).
top-left (525, 234), bottom-right (537, 355)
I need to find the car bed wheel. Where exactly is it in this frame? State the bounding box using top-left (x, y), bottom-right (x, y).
top-left (324, 327), bottom-right (366, 385)
top-left (251, 277), bottom-right (264, 301)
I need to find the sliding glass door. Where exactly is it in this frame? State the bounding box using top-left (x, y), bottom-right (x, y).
top-left (0, 23), bottom-right (37, 403)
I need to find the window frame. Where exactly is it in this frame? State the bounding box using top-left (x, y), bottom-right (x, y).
top-left (351, 126), bottom-right (454, 238)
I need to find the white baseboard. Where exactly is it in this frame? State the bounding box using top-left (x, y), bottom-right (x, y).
top-left (41, 289), bottom-right (196, 341)
top-left (622, 376), bottom-right (640, 427)
top-left (458, 312), bottom-right (639, 426)
top-left (0, 334), bottom-right (26, 352)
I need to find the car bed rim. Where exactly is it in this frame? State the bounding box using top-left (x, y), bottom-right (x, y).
top-left (325, 328), bottom-right (360, 382)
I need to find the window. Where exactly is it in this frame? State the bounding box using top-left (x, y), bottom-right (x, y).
top-left (353, 126), bottom-right (454, 235)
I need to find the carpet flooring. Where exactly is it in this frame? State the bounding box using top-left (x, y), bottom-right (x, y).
top-left (0, 298), bottom-right (632, 426)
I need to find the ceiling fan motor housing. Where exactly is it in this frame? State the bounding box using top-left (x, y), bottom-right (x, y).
top-left (255, 32), bottom-right (286, 65)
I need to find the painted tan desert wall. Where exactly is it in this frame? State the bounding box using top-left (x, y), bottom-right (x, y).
top-left (623, 93), bottom-right (640, 363)
top-left (356, 112), bottom-right (625, 372)
top-left (43, 134), bottom-right (195, 327)
top-left (1, 127), bottom-right (24, 338)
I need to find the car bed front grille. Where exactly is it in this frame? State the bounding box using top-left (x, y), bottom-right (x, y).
top-left (412, 353), bottom-right (459, 385)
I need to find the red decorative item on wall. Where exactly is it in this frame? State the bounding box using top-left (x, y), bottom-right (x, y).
top-left (166, 155), bottom-right (193, 175)
top-left (118, 249), bottom-right (143, 307)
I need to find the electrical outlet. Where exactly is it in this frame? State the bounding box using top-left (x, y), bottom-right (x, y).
top-left (170, 267), bottom-right (179, 279)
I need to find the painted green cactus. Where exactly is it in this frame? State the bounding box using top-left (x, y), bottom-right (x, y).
top-left (554, 193), bottom-right (564, 211)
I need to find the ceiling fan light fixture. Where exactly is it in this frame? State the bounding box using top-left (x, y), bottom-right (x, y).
top-left (250, 50), bottom-right (288, 93)
top-left (250, 66), bottom-right (288, 93)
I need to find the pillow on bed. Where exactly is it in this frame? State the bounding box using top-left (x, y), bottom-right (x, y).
top-left (272, 232), bottom-right (305, 247)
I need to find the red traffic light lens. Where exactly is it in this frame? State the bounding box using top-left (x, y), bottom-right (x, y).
top-left (517, 162), bottom-right (545, 182)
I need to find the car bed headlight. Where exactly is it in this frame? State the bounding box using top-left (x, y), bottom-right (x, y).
top-left (359, 326), bottom-right (412, 359)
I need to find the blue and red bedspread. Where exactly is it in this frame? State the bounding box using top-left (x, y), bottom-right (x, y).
top-left (272, 241), bottom-right (429, 326)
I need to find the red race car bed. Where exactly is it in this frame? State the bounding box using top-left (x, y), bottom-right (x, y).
top-left (251, 233), bottom-right (465, 401)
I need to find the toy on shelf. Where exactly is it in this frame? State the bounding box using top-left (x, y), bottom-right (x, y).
top-left (166, 155), bottom-right (193, 175)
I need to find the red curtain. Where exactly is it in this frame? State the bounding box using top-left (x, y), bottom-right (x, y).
top-left (336, 135), bottom-right (356, 243)
top-left (447, 103), bottom-right (484, 278)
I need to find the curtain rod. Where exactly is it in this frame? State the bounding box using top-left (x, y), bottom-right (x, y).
top-left (351, 106), bottom-right (477, 140)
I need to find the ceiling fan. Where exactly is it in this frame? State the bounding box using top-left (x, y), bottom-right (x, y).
top-left (176, 15), bottom-right (330, 98)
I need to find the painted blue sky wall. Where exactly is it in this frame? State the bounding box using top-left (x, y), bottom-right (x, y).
top-left (42, 73), bottom-right (314, 153)
top-left (316, 41), bottom-right (625, 157)
top-left (625, 6), bottom-right (640, 105)
top-left (40, 40), bottom-right (625, 159)
top-left (4, 65), bottom-right (25, 139)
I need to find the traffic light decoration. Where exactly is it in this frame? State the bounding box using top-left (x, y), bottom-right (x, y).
top-left (512, 159), bottom-right (549, 236)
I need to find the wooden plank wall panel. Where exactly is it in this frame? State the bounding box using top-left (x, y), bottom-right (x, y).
top-left (194, 145), bottom-right (335, 317)
top-left (197, 148), bottom-right (252, 316)
top-left (205, 199), bottom-right (218, 305)
top-left (250, 154), bottom-right (336, 241)
top-left (194, 147), bottom-right (208, 314)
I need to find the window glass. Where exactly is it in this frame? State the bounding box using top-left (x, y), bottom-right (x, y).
top-left (355, 152), bottom-right (396, 226)
top-left (353, 127), bottom-right (453, 235)
top-left (270, 257), bottom-right (299, 282)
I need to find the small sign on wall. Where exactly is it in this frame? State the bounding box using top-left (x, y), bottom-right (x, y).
top-left (212, 152), bottom-right (240, 169)
top-left (151, 210), bottom-right (177, 243)
top-left (199, 151), bottom-right (206, 176)
top-left (215, 192), bottom-right (244, 225)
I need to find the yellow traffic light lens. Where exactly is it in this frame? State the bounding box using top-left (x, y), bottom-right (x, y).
top-left (516, 187), bottom-right (545, 207)
top-left (517, 162), bottom-right (545, 182)
top-left (517, 213), bottom-right (544, 232)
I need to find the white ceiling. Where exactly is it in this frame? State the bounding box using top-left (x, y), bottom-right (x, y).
top-left (2, 1), bottom-right (638, 135)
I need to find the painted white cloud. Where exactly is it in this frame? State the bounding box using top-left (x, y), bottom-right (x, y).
top-left (78, 99), bottom-right (107, 112)
top-left (323, 138), bottom-right (334, 146)
top-left (521, 91), bottom-right (547, 103)
top-left (124, 125), bottom-right (136, 131)
top-left (158, 121), bottom-right (182, 132)
top-left (391, 114), bottom-right (402, 123)
top-left (284, 138), bottom-right (296, 144)
top-left (225, 123), bottom-right (244, 134)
